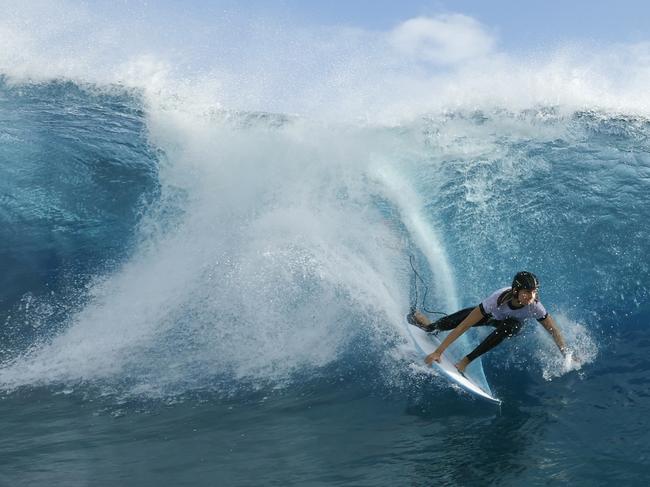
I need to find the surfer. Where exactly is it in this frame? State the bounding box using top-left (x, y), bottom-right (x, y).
top-left (408, 271), bottom-right (568, 374)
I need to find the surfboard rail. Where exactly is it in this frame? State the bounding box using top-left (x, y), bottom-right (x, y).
top-left (406, 320), bottom-right (501, 404)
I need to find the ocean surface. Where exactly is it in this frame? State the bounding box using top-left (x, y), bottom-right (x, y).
top-left (2, 31), bottom-right (650, 485)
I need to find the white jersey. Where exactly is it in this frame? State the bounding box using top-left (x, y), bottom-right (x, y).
top-left (479, 287), bottom-right (548, 322)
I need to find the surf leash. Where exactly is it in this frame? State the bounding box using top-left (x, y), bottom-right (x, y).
top-left (409, 255), bottom-right (447, 316)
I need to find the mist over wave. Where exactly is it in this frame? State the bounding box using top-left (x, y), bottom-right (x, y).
top-left (0, 80), bottom-right (415, 395)
top-left (3, 4), bottom-right (650, 400)
top-left (5, 1), bottom-right (650, 121)
top-left (8, 77), bottom-right (647, 399)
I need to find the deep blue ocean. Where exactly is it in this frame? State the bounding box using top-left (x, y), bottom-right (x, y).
top-left (1, 73), bottom-right (650, 486)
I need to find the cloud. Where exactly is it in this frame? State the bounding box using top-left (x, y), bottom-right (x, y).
top-left (388, 14), bottom-right (496, 65)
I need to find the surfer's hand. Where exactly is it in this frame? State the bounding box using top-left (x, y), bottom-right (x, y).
top-left (561, 346), bottom-right (574, 359)
top-left (563, 348), bottom-right (583, 366)
top-left (425, 351), bottom-right (442, 365)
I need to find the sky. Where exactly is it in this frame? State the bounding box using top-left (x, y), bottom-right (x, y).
top-left (4, 0), bottom-right (650, 117)
top-left (162, 0), bottom-right (650, 50)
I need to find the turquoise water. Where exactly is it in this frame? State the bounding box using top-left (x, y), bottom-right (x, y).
top-left (1, 74), bottom-right (649, 485)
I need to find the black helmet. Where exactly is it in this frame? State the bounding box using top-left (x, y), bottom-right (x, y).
top-left (512, 271), bottom-right (539, 291)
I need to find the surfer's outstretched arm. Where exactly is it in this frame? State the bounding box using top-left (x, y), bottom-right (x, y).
top-left (539, 314), bottom-right (568, 355)
top-left (425, 306), bottom-right (484, 365)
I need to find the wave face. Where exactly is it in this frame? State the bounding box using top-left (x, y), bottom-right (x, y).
top-left (1, 76), bottom-right (650, 484)
top-left (0, 79), bottom-right (159, 356)
top-left (4, 7), bottom-right (650, 485)
top-left (4, 74), bottom-right (650, 398)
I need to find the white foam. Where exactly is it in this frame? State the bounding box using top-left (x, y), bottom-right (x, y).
top-left (535, 313), bottom-right (599, 380)
top-left (0, 114), bottom-right (413, 394)
top-left (3, 4), bottom-right (650, 122)
top-left (0, 5), bottom-right (611, 395)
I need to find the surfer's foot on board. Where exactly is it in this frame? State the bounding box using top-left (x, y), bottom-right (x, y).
top-left (455, 357), bottom-right (471, 376)
top-left (407, 310), bottom-right (437, 333)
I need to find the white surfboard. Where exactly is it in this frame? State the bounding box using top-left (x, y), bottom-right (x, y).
top-left (406, 321), bottom-right (501, 404)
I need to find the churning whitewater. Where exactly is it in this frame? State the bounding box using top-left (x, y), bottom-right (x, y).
top-left (0, 77), bottom-right (614, 398)
top-left (2, 4), bottom-right (650, 485)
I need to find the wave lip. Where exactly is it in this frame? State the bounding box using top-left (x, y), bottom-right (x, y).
top-left (4, 71), bottom-right (639, 400)
top-left (4, 6), bottom-right (650, 121)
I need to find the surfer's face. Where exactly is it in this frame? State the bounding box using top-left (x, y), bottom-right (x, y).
top-left (516, 288), bottom-right (537, 305)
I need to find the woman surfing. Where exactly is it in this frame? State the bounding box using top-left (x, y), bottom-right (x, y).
top-left (408, 271), bottom-right (569, 374)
